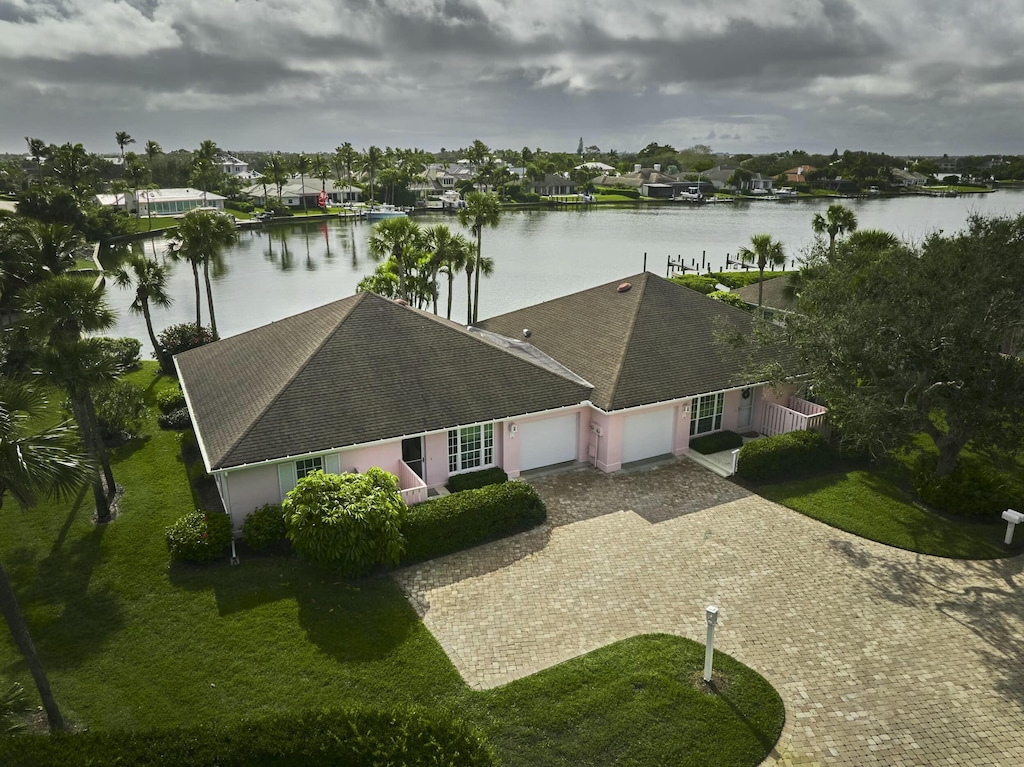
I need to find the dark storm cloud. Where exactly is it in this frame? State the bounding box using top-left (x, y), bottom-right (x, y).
top-left (1, 0), bottom-right (1023, 154)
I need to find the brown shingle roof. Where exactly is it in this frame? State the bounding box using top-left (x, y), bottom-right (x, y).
top-left (479, 273), bottom-right (792, 411)
top-left (732, 276), bottom-right (798, 313)
top-left (176, 292), bottom-right (592, 470)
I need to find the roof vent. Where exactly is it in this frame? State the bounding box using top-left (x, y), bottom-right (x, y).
top-left (394, 298), bottom-right (409, 306)
top-left (523, 328), bottom-right (531, 338)
top-left (617, 282), bottom-right (632, 293)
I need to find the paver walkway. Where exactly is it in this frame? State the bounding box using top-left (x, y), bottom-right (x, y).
top-left (394, 458), bottom-right (1024, 766)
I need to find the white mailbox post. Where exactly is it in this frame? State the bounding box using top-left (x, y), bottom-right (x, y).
top-left (703, 605), bottom-right (719, 682)
top-left (1002, 509), bottom-right (1023, 545)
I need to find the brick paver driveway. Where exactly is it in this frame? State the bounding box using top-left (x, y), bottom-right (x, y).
top-left (394, 458), bottom-right (1024, 766)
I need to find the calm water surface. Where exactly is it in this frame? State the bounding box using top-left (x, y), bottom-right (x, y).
top-left (107, 190), bottom-right (1024, 354)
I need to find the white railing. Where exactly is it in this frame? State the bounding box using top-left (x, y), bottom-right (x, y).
top-left (757, 397), bottom-right (828, 437)
top-left (396, 460), bottom-right (428, 506)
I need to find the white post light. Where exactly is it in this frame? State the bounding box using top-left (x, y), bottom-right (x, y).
top-left (703, 605), bottom-right (719, 682)
top-left (1002, 509), bottom-right (1023, 545)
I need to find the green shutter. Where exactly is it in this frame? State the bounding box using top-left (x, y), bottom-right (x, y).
top-left (278, 462), bottom-right (297, 500)
top-left (324, 453), bottom-right (340, 475)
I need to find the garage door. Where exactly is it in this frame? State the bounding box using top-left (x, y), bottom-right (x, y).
top-left (621, 408), bottom-right (674, 464)
top-left (518, 413), bottom-right (579, 471)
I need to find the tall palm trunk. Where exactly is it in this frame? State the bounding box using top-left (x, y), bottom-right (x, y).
top-left (203, 258), bottom-right (218, 340)
top-left (142, 299), bottom-right (170, 371)
top-left (0, 560), bottom-right (65, 731)
top-left (446, 271), bottom-right (454, 320)
top-left (472, 230), bottom-right (482, 323)
top-left (758, 265), bottom-right (765, 307)
top-left (191, 262), bottom-right (202, 326)
top-left (465, 264), bottom-right (474, 325)
top-left (83, 393), bottom-right (115, 496)
top-left (69, 395), bottom-right (111, 521)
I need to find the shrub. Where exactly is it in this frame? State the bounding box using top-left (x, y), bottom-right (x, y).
top-left (225, 200), bottom-right (254, 213)
top-left (689, 430), bottom-right (743, 454)
top-left (446, 466), bottom-right (509, 493)
top-left (711, 271), bottom-right (787, 289)
top-left (158, 406), bottom-right (192, 430)
top-left (242, 503), bottom-right (288, 550)
top-left (155, 323), bottom-right (215, 371)
top-left (402, 481), bottom-right (546, 564)
top-left (95, 336), bottom-right (142, 369)
top-left (670, 274), bottom-right (718, 295)
top-left (736, 429), bottom-right (836, 483)
top-left (284, 468), bottom-right (406, 574)
top-left (94, 379), bottom-right (147, 441)
top-left (187, 460), bottom-right (210, 485)
top-left (913, 455), bottom-right (1018, 519)
top-left (0, 706), bottom-right (493, 767)
top-left (165, 510), bottom-right (233, 562)
top-left (708, 290), bottom-right (752, 310)
top-left (156, 384), bottom-right (186, 414)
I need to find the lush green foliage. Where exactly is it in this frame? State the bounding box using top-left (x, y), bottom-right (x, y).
top-left (242, 503), bottom-right (288, 551)
top-left (708, 290), bottom-right (751, 310)
top-left (757, 469), bottom-right (1012, 558)
top-left (689, 430), bottom-right (744, 454)
top-left (913, 454), bottom-right (1019, 519)
top-left (0, 681), bottom-right (30, 734)
top-left (446, 467), bottom-right (509, 493)
top-left (737, 430), bottom-right (836, 482)
top-left (0, 707), bottom-right (493, 767)
top-left (712, 271), bottom-right (787, 289)
top-left (157, 406), bottom-right (192, 430)
top-left (165, 510), bottom-right (233, 562)
top-left (284, 468), bottom-right (406, 574)
top-left (93, 379), bottom-right (147, 442)
top-left (155, 323), bottom-right (215, 370)
top-left (95, 336), bottom-right (142, 370)
top-left (402, 481), bottom-right (546, 564)
top-left (224, 200), bottom-right (254, 214)
top-left (670, 274), bottom-right (718, 294)
top-left (155, 384), bottom-right (185, 414)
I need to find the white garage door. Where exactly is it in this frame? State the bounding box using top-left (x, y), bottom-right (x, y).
top-left (518, 413), bottom-right (579, 471)
top-left (621, 408), bottom-right (674, 464)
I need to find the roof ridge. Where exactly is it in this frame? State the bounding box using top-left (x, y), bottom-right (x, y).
top-left (603, 272), bottom-right (650, 408)
top-left (217, 292), bottom-right (369, 466)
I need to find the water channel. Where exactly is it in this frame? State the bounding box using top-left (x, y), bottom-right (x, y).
top-left (107, 190), bottom-right (1024, 354)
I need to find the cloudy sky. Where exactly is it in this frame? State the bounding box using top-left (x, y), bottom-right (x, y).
top-left (2, 0), bottom-right (1023, 157)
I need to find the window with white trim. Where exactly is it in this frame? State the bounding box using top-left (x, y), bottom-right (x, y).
top-left (447, 424), bottom-right (494, 473)
top-left (296, 456), bottom-right (323, 480)
top-left (689, 393), bottom-right (724, 436)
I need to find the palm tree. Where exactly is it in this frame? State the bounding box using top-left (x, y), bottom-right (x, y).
top-left (441, 233), bottom-right (472, 320)
top-left (263, 154), bottom-right (290, 204)
top-left (812, 203), bottom-right (858, 258)
top-left (294, 153), bottom-right (312, 214)
top-left (144, 140), bottom-right (162, 164)
top-left (423, 224), bottom-right (469, 316)
top-left (738, 233), bottom-right (787, 308)
top-left (463, 251), bottom-right (494, 325)
top-left (360, 146), bottom-right (383, 204)
top-left (166, 233), bottom-right (203, 327)
top-left (367, 216), bottom-right (422, 303)
top-left (114, 131), bottom-right (135, 162)
top-left (24, 137), bottom-right (47, 185)
top-left (113, 254), bottom-right (173, 370)
top-left (19, 276), bottom-right (118, 519)
top-left (123, 152), bottom-right (148, 218)
top-left (311, 154), bottom-right (332, 203)
top-left (172, 210), bottom-right (237, 339)
top-left (7, 219), bottom-right (84, 283)
top-left (0, 377), bottom-right (90, 732)
top-left (48, 143), bottom-right (92, 200)
top-left (191, 139), bottom-right (221, 203)
top-left (457, 191), bottom-right (501, 323)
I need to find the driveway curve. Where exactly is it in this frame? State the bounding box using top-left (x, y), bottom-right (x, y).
top-left (394, 459), bottom-right (1024, 766)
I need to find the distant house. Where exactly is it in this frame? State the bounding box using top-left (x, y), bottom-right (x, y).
top-left (176, 273), bottom-right (823, 527)
top-left (703, 165), bottom-right (774, 193)
top-left (244, 179), bottom-right (360, 208)
top-left (95, 187), bottom-right (226, 215)
top-left (782, 165), bottom-right (817, 183)
top-left (527, 173), bottom-right (577, 196)
top-left (216, 154), bottom-right (250, 176)
top-left (890, 168), bottom-right (928, 187)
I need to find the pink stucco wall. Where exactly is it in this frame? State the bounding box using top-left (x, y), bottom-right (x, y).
top-left (221, 463), bottom-right (279, 528)
top-left (423, 432), bottom-right (449, 487)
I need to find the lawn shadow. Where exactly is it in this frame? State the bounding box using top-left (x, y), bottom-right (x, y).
top-left (168, 557), bottom-right (416, 662)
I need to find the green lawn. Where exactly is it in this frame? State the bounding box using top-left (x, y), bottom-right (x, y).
top-left (756, 468), bottom-right (1015, 559)
top-left (1, 363), bottom-right (784, 765)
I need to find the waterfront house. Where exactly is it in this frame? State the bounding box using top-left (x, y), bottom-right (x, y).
top-left (96, 187), bottom-right (227, 216)
top-left (176, 273), bottom-right (822, 527)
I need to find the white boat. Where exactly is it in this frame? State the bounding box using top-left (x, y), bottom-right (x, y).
top-left (674, 186), bottom-right (704, 202)
top-left (439, 190), bottom-right (465, 210)
top-left (366, 204), bottom-right (407, 221)
top-left (775, 187), bottom-right (799, 198)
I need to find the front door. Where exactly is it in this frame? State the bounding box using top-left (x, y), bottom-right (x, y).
top-left (401, 437), bottom-right (424, 479)
top-left (738, 388), bottom-right (754, 430)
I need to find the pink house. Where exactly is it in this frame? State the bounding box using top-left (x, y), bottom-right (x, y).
top-left (176, 272), bottom-right (822, 528)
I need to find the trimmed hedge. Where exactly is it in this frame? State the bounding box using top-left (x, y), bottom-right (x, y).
top-left (156, 384), bottom-right (185, 414)
top-left (913, 455), bottom-right (1019, 519)
top-left (736, 430), bottom-right (835, 483)
top-left (158, 406), bottom-right (192, 430)
top-left (165, 510), bottom-right (233, 562)
top-left (402, 481), bottom-right (546, 564)
top-left (670, 274), bottom-right (718, 295)
top-left (446, 466), bottom-right (509, 493)
top-left (0, 707), bottom-right (493, 767)
top-left (689, 430), bottom-right (743, 455)
top-left (242, 503), bottom-right (288, 550)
